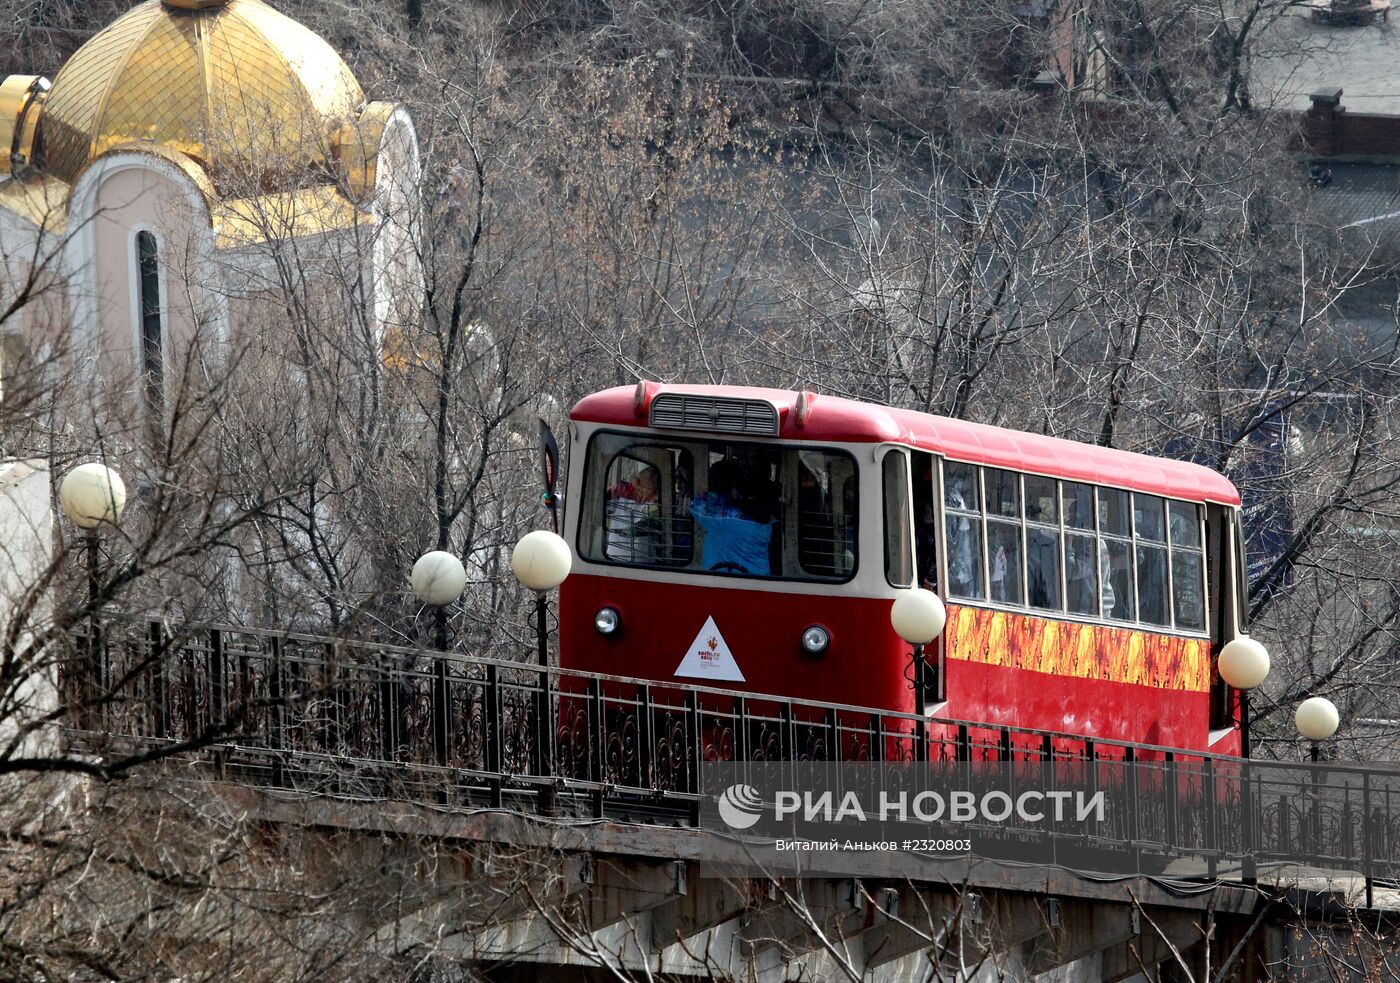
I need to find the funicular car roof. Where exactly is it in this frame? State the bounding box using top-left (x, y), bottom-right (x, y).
top-left (572, 385), bottom-right (1242, 507)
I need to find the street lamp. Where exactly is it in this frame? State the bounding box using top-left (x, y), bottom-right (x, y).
top-left (1295, 695), bottom-right (1339, 862)
top-left (511, 530), bottom-right (572, 667)
top-left (890, 589), bottom-right (947, 714)
top-left (57, 462), bottom-right (125, 720)
top-left (410, 549), bottom-right (466, 767)
top-left (1295, 696), bottom-right (1340, 761)
top-left (1218, 635), bottom-right (1271, 758)
top-left (1216, 635), bottom-right (1270, 887)
top-left (510, 530), bottom-right (571, 787)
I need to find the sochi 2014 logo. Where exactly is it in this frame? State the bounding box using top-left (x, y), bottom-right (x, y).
top-left (716, 783), bottom-right (764, 830)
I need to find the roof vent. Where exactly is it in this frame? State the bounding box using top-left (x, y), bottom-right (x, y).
top-left (649, 393), bottom-right (779, 437)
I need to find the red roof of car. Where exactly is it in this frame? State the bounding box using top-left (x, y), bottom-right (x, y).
top-left (571, 385), bottom-right (1241, 506)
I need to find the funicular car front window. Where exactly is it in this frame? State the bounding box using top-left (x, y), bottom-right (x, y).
top-left (581, 432), bottom-right (857, 582)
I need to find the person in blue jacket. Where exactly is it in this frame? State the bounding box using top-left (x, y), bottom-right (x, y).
top-left (691, 458), bottom-right (774, 575)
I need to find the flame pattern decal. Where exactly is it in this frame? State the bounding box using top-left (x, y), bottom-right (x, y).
top-left (945, 605), bottom-right (1210, 692)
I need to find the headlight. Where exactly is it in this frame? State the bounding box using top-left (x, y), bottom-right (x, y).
top-left (594, 607), bottom-right (621, 635)
top-left (801, 625), bottom-right (830, 656)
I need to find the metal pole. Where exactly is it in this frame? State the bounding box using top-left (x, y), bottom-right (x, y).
top-left (1236, 689), bottom-right (1258, 881)
top-left (1310, 742), bottom-right (1323, 861)
top-left (911, 642), bottom-right (924, 714)
top-left (535, 593), bottom-right (554, 794)
top-left (1239, 689), bottom-right (1251, 759)
top-left (433, 606), bottom-right (450, 768)
top-left (1362, 771), bottom-right (1374, 909)
top-left (535, 594), bottom-right (549, 669)
top-left (84, 529), bottom-right (100, 724)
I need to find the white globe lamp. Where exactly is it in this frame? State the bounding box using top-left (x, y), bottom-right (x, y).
top-left (890, 589), bottom-right (947, 645)
top-left (1218, 636), bottom-right (1270, 690)
top-left (1295, 696), bottom-right (1340, 743)
top-left (410, 550), bottom-right (467, 606)
top-left (59, 463), bottom-right (126, 530)
top-left (511, 530), bottom-right (572, 592)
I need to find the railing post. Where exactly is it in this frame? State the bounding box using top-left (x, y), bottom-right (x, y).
top-left (1238, 757), bottom-right (1255, 885)
top-left (1203, 756), bottom-right (1218, 874)
top-left (149, 621), bottom-right (166, 738)
top-left (322, 640), bottom-right (338, 755)
top-left (532, 597), bottom-right (556, 799)
top-left (269, 635), bottom-right (285, 787)
top-left (207, 628), bottom-right (227, 778)
top-left (1310, 762), bottom-right (1323, 862)
top-left (433, 653), bottom-right (450, 768)
top-left (588, 678), bottom-right (604, 785)
top-left (638, 684), bottom-right (654, 789)
top-left (779, 701), bottom-right (795, 761)
top-left (378, 658), bottom-right (397, 763)
top-left (999, 727), bottom-right (1015, 836)
top-left (485, 663), bottom-right (502, 807)
top-left (1362, 771), bottom-right (1373, 909)
top-left (589, 678), bottom-right (606, 817)
top-left (735, 697), bottom-right (748, 761)
top-left (1342, 794), bottom-right (1354, 860)
top-left (1204, 756), bottom-right (1215, 879)
top-left (689, 691), bottom-right (704, 796)
top-left (956, 724), bottom-right (970, 762)
top-left (1043, 733), bottom-right (1057, 867)
top-left (535, 663), bottom-right (555, 812)
top-left (208, 628), bottom-right (225, 733)
top-left (80, 532), bottom-right (102, 728)
top-left (1086, 740), bottom-right (1098, 838)
top-left (179, 629), bottom-right (195, 738)
top-left (1124, 746), bottom-right (1138, 857)
top-left (825, 707), bottom-right (839, 764)
top-left (1165, 751), bottom-right (1178, 850)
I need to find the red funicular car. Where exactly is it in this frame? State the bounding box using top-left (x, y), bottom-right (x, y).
top-left (558, 383), bottom-right (1252, 755)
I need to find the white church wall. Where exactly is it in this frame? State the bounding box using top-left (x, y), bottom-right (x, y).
top-left (0, 459), bottom-right (57, 757)
top-left (66, 152), bottom-right (224, 403)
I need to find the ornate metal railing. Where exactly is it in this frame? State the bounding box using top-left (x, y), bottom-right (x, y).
top-left (62, 618), bottom-right (1400, 901)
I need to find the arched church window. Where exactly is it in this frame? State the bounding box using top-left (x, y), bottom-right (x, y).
top-left (136, 230), bottom-right (162, 413)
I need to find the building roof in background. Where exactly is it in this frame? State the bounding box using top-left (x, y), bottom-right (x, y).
top-left (1255, 11), bottom-right (1400, 114)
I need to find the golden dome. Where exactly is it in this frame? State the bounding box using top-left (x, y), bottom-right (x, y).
top-left (38, 0), bottom-right (364, 186)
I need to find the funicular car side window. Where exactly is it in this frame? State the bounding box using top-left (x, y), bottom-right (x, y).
top-left (984, 468), bottom-right (1022, 605)
top-left (1024, 475), bottom-right (1061, 612)
top-left (882, 451), bottom-right (913, 588)
top-left (581, 432), bottom-right (856, 583)
top-left (943, 461), bottom-right (984, 600)
top-left (1169, 501), bottom-right (1206, 631)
